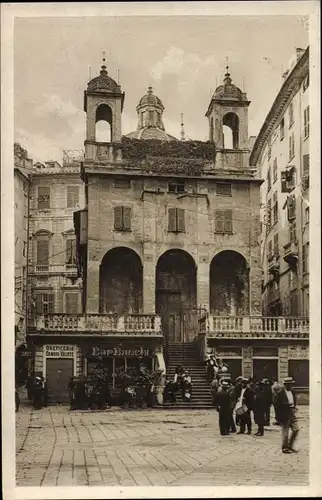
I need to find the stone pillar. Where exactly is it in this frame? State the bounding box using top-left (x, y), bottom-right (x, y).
top-left (243, 346), bottom-right (253, 378)
top-left (279, 346), bottom-right (289, 381)
top-left (197, 258), bottom-right (210, 311)
top-left (143, 257), bottom-right (156, 314)
top-left (86, 260), bottom-right (100, 313)
top-left (248, 183), bottom-right (262, 315)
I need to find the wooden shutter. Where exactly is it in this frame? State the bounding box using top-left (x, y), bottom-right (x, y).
top-left (223, 210), bottom-right (233, 233)
top-left (35, 294), bottom-right (43, 313)
top-left (168, 208), bottom-right (176, 232)
top-left (177, 208), bottom-right (185, 232)
top-left (48, 294), bottom-right (54, 313)
top-left (37, 240), bottom-right (49, 266)
top-left (281, 171), bottom-right (288, 193)
top-left (38, 186), bottom-right (50, 209)
top-left (114, 206), bottom-right (123, 230)
top-left (65, 293), bottom-right (79, 314)
top-left (67, 186), bottom-right (79, 208)
top-left (215, 210), bottom-right (224, 233)
top-left (287, 196), bottom-right (296, 221)
top-left (66, 239), bottom-right (76, 266)
top-left (123, 207), bottom-right (131, 231)
top-left (274, 233), bottom-right (279, 256)
top-left (303, 154), bottom-right (309, 175)
top-left (267, 199), bottom-right (272, 227)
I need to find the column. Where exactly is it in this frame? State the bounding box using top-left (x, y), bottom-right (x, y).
top-left (197, 258), bottom-right (210, 311)
top-left (86, 260), bottom-right (100, 313)
top-left (143, 258), bottom-right (156, 314)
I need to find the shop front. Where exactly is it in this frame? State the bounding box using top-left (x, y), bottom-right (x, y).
top-left (43, 344), bottom-right (76, 403)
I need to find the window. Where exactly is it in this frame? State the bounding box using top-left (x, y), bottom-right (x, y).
top-left (267, 145), bottom-right (272, 160)
top-left (273, 158), bottom-right (278, 182)
top-left (287, 195), bottom-right (296, 221)
top-left (288, 101), bottom-right (294, 127)
top-left (305, 207), bottom-right (310, 225)
top-left (280, 118), bottom-right (285, 140)
top-left (302, 242), bottom-right (309, 274)
top-left (304, 106), bottom-right (310, 138)
top-left (67, 186), bottom-right (79, 208)
top-left (288, 360), bottom-right (309, 387)
top-left (36, 240), bottom-right (49, 270)
top-left (216, 183), bottom-right (232, 196)
top-left (303, 74), bottom-right (309, 93)
top-left (273, 233), bottom-right (279, 257)
top-left (168, 181), bottom-right (185, 193)
top-left (65, 293), bottom-right (79, 314)
top-left (289, 268), bottom-right (298, 290)
top-left (273, 191), bottom-right (278, 224)
top-left (66, 239), bottom-right (76, 268)
top-left (37, 186), bottom-right (50, 209)
top-left (114, 178), bottom-right (131, 189)
top-left (215, 210), bottom-right (233, 234)
top-left (168, 208), bottom-right (185, 232)
top-left (267, 166), bottom-right (272, 191)
top-left (289, 221), bottom-right (297, 243)
top-left (114, 206), bottom-right (131, 231)
top-left (35, 293), bottom-right (54, 314)
top-left (268, 240), bottom-right (273, 260)
top-left (267, 199), bottom-right (272, 229)
top-left (289, 133), bottom-right (295, 161)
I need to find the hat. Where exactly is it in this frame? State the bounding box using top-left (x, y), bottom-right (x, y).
top-left (261, 378), bottom-right (269, 384)
top-left (283, 377), bottom-right (295, 384)
top-left (221, 380), bottom-right (229, 387)
top-left (236, 376), bottom-right (243, 382)
top-left (241, 377), bottom-right (248, 383)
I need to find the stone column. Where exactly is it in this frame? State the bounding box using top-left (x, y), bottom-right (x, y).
top-left (279, 346), bottom-right (289, 381)
top-left (143, 257), bottom-right (156, 314)
top-left (86, 260), bottom-right (100, 313)
top-left (197, 258), bottom-right (210, 311)
top-left (243, 346), bottom-right (253, 378)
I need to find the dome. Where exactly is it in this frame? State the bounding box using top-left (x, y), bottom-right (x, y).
top-left (87, 62), bottom-right (121, 94)
top-left (125, 128), bottom-right (177, 141)
top-left (213, 68), bottom-right (246, 102)
top-left (138, 87), bottom-right (164, 110)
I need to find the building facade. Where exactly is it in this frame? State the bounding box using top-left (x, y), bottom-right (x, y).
top-left (249, 47), bottom-right (309, 391)
top-left (26, 59), bottom-right (309, 403)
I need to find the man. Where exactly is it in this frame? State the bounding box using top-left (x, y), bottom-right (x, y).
top-left (253, 380), bottom-right (266, 436)
top-left (206, 356), bottom-right (216, 383)
top-left (235, 378), bottom-right (254, 435)
top-left (215, 380), bottom-right (232, 436)
top-left (262, 378), bottom-right (273, 426)
top-left (272, 379), bottom-right (283, 425)
top-left (275, 376), bottom-right (299, 454)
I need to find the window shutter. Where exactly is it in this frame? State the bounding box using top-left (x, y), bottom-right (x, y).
top-left (114, 206), bottom-right (123, 230)
top-left (168, 208), bottom-right (176, 232)
top-left (287, 196), bottom-right (296, 221)
top-left (215, 210), bottom-right (225, 233)
top-left (48, 294), bottom-right (54, 313)
top-left (123, 207), bottom-right (131, 230)
top-left (67, 186), bottom-right (79, 208)
top-left (177, 208), bottom-right (185, 232)
top-left (267, 199), bottom-right (272, 227)
top-left (303, 154), bottom-right (309, 175)
top-left (66, 239), bottom-right (76, 266)
top-left (223, 210), bottom-right (233, 233)
top-left (35, 295), bottom-right (43, 313)
top-left (37, 240), bottom-right (49, 266)
top-left (281, 171), bottom-right (288, 193)
top-left (65, 293), bottom-right (79, 314)
top-left (38, 187), bottom-right (50, 209)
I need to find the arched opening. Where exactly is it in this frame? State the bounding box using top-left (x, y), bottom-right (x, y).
top-left (99, 247), bottom-right (143, 314)
top-left (156, 249), bottom-right (197, 343)
top-left (210, 250), bottom-right (249, 315)
top-left (95, 104), bottom-right (112, 142)
top-left (223, 112), bottom-right (239, 149)
top-left (210, 117), bottom-right (214, 142)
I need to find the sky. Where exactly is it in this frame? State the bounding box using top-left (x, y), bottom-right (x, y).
top-left (14, 15), bottom-right (309, 163)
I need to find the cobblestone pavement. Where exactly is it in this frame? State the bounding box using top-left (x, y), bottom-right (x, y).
top-left (16, 405), bottom-right (309, 487)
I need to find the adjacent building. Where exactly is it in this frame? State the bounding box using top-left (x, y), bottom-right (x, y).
top-left (26, 58), bottom-right (309, 404)
top-left (250, 47), bottom-right (309, 390)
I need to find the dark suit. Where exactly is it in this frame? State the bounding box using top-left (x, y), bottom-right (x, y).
top-left (254, 387), bottom-right (266, 435)
top-left (237, 386), bottom-right (254, 434)
top-left (275, 388), bottom-right (299, 451)
top-left (215, 389), bottom-right (232, 435)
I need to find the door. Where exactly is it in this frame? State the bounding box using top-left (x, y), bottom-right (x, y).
top-left (46, 358), bottom-right (74, 403)
top-left (156, 291), bottom-right (182, 343)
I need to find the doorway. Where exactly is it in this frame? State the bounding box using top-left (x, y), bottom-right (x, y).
top-left (46, 358), bottom-right (74, 403)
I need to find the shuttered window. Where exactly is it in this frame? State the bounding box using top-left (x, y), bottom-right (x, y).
top-left (302, 242), bottom-right (309, 274)
top-left (65, 293), bottom-right (79, 314)
top-left (168, 181), bottom-right (185, 193)
top-left (66, 239), bottom-right (76, 267)
top-left (35, 293), bottom-right (54, 314)
top-left (273, 158), bottom-right (278, 182)
top-left (289, 101), bottom-right (294, 127)
top-left (289, 133), bottom-right (295, 161)
top-left (168, 208), bottom-right (185, 232)
top-left (267, 166), bottom-right (272, 191)
top-left (216, 183), bottom-right (232, 196)
top-left (36, 240), bottom-right (49, 268)
top-left (273, 191), bottom-right (278, 224)
top-left (289, 221), bottom-right (297, 243)
top-left (280, 118), bottom-right (285, 140)
top-left (267, 199), bottom-right (272, 229)
top-left (304, 106), bottom-right (310, 138)
top-left (273, 233), bottom-right (279, 257)
top-left (114, 206), bottom-right (131, 231)
top-left (38, 186), bottom-right (50, 209)
top-left (114, 178), bottom-right (131, 189)
top-left (287, 195), bottom-right (296, 221)
top-left (67, 186), bottom-right (79, 208)
top-left (215, 210), bottom-right (233, 234)
top-left (303, 154), bottom-right (309, 175)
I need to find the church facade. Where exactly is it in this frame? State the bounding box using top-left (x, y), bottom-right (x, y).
top-left (28, 59), bottom-right (309, 404)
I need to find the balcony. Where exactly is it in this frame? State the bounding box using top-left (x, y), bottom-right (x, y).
top-left (283, 241), bottom-right (298, 266)
top-left (199, 315), bottom-right (309, 340)
top-left (32, 313), bottom-right (162, 337)
top-left (31, 264), bottom-right (78, 274)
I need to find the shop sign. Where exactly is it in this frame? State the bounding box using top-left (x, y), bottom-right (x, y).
top-left (89, 346), bottom-right (151, 358)
top-left (45, 345), bottom-right (74, 358)
top-left (215, 348), bottom-right (242, 357)
top-left (20, 350), bottom-right (33, 358)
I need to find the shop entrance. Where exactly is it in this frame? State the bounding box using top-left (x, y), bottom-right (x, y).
top-left (87, 357), bottom-right (153, 389)
top-left (46, 358), bottom-right (74, 403)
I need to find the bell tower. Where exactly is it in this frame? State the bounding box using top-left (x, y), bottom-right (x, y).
top-left (84, 55), bottom-right (125, 161)
top-left (206, 66), bottom-right (250, 151)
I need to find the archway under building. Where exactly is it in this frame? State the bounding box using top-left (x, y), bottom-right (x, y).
top-left (210, 250), bottom-right (249, 316)
top-left (156, 249), bottom-right (197, 343)
top-left (95, 104), bottom-right (112, 142)
top-left (223, 112), bottom-right (239, 149)
top-left (99, 247), bottom-right (143, 314)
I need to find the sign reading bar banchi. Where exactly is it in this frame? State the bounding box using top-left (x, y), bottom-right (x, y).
top-left (45, 345), bottom-right (74, 358)
top-left (90, 346), bottom-right (151, 358)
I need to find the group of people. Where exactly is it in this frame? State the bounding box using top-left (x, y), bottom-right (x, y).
top-left (211, 369), bottom-right (299, 453)
top-left (164, 366), bottom-right (192, 403)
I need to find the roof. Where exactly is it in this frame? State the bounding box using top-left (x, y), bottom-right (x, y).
top-left (125, 128), bottom-right (177, 141)
top-left (137, 87), bottom-right (164, 110)
top-left (249, 46), bottom-right (309, 166)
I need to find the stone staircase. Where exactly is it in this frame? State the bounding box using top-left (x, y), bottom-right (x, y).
top-left (163, 340), bottom-right (213, 409)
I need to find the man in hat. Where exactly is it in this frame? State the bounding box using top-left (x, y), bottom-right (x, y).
top-left (275, 377), bottom-right (299, 453)
top-left (215, 379), bottom-right (232, 436)
top-left (253, 380), bottom-right (266, 436)
top-left (262, 378), bottom-right (273, 426)
top-left (235, 378), bottom-right (254, 435)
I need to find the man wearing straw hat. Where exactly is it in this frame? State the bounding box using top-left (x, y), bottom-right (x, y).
top-left (275, 376), bottom-right (299, 453)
